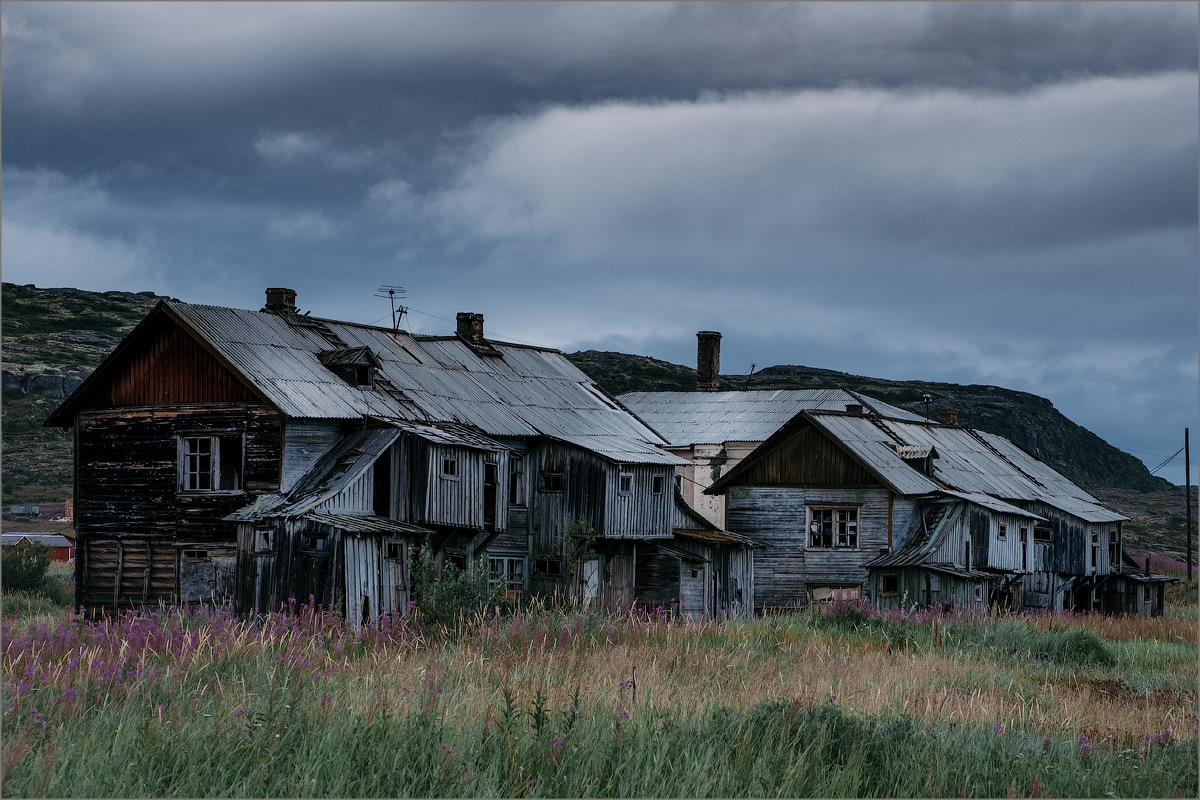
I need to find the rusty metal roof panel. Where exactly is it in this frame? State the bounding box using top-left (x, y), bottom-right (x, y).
top-left (617, 389), bottom-right (922, 446)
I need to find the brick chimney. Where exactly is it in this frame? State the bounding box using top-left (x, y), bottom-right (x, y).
top-left (696, 331), bottom-right (721, 392)
top-left (264, 287), bottom-right (297, 314)
top-left (456, 312), bottom-right (485, 345)
top-left (939, 409), bottom-right (959, 425)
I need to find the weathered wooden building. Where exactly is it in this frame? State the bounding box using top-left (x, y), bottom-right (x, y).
top-left (619, 333), bottom-right (924, 530)
top-left (705, 408), bottom-right (1133, 614)
top-left (48, 289), bottom-right (761, 622)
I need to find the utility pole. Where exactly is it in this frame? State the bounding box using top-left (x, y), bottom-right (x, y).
top-left (1187, 427), bottom-right (1193, 582)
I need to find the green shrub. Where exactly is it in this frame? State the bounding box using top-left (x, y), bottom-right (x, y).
top-left (411, 544), bottom-right (502, 627)
top-left (1, 541), bottom-right (52, 593)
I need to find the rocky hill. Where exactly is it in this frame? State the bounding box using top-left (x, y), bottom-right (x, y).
top-left (2, 282), bottom-right (1191, 559)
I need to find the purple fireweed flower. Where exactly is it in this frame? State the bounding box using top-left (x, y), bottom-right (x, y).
top-left (552, 737), bottom-right (564, 746)
top-left (993, 723), bottom-right (1004, 736)
top-left (1080, 741), bottom-right (1091, 756)
top-left (233, 708), bottom-right (246, 718)
top-left (569, 704), bottom-right (577, 714)
top-left (1043, 736), bottom-right (1052, 748)
top-left (619, 709), bottom-right (629, 720)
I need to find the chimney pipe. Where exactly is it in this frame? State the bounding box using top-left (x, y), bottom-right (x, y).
top-left (939, 409), bottom-right (959, 426)
top-left (696, 331), bottom-right (721, 392)
top-left (264, 287), bottom-right (297, 314)
top-left (456, 312), bottom-right (485, 344)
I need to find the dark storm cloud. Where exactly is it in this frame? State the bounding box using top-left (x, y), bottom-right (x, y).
top-left (1, 2), bottom-right (1196, 483)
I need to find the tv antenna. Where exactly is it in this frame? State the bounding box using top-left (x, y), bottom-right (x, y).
top-left (375, 285), bottom-right (408, 331)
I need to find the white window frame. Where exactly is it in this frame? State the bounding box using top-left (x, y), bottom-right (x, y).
top-left (807, 506), bottom-right (859, 549)
top-left (178, 434), bottom-right (244, 493)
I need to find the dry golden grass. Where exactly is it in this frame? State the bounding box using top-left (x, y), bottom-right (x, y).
top-left (316, 617), bottom-right (1196, 750)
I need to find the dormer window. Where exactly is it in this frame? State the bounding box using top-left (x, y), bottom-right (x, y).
top-left (318, 347), bottom-right (379, 388)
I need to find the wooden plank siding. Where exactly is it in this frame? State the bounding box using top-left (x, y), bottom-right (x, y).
top-left (726, 485), bottom-right (891, 610)
top-left (604, 465), bottom-right (674, 539)
top-left (731, 424), bottom-right (880, 488)
top-left (872, 568), bottom-right (989, 613)
top-left (78, 538), bottom-right (179, 611)
top-left (281, 419), bottom-right (344, 492)
top-left (69, 313), bottom-right (263, 411)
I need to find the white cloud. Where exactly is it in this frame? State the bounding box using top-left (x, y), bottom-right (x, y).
top-left (1, 219), bottom-right (159, 291)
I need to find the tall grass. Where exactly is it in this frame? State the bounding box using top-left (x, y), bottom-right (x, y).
top-left (3, 597), bottom-right (1196, 797)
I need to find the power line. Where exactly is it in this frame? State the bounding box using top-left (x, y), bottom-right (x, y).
top-left (1149, 445), bottom-right (1185, 476)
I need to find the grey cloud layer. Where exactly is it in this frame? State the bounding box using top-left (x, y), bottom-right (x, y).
top-left (1, 1), bottom-right (1196, 482)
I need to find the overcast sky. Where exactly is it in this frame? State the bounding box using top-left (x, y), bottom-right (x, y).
top-left (3, 2), bottom-right (1197, 484)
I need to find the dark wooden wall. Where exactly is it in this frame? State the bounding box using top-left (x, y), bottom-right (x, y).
top-left (75, 404), bottom-right (281, 540)
top-left (71, 314), bottom-right (261, 410)
top-left (733, 424), bottom-right (879, 487)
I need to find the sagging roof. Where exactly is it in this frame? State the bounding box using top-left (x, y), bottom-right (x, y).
top-left (545, 433), bottom-right (689, 466)
top-left (303, 513), bottom-right (431, 536)
top-left (616, 388), bottom-right (924, 447)
top-left (49, 298), bottom-right (675, 465)
top-left (708, 409), bottom-right (1122, 526)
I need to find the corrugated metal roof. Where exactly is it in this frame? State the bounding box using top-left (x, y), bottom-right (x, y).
top-left (303, 513), bottom-right (432, 535)
top-left (167, 302), bottom-right (673, 463)
top-left (617, 389), bottom-right (924, 446)
top-left (805, 413), bottom-right (1120, 525)
top-left (936, 490), bottom-right (1047, 520)
top-left (545, 434), bottom-right (690, 465)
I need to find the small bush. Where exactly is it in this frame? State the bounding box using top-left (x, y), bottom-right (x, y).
top-left (1, 541), bottom-right (52, 593)
top-left (411, 544), bottom-right (502, 627)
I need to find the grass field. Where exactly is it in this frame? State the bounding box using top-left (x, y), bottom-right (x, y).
top-left (2, 564), bottom-right (1196, 797)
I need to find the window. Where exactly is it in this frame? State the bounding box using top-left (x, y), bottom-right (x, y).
top-left (618, 473), bottom-right (633, 494)
top-left (652, 476), bottom-right (665, 495)
top-left (534, 558), bottom-right (561, 576)
top-left (541, 472), bottom-right (563, 492)
top-left (489, 556), bottom-right (526, 592)
top-left (1033, 526), bottom-right (1052, 543)
top-left (255, 527), bottom-right (274, 553)
top-left (808, 507), bottom-right (858, 549)
top-left (881, 574), bottom-right (900, 595)
top-left (442, 457), bottom-right (458, 478)
top-left (508, 456), bottom-right (525, 506)
top-left (1143, 584), bottom-right (1151, 603)
top-left (1109, 529), bottom-right (1119, 565)
top-left (179, 435), bottom-right (243, 492)
top-left (674, 474), bottom-right (682, 492)
top-left (1020, 527), bottom-right (1028, 571)
top-left (998, 523), bottom-right (1007, 540)
top-left (385, 541), bottom-right (404, 561)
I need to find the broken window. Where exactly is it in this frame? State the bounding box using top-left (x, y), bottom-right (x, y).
top-left (179, 435), bottom-right (243, 492)
top-left (534, 558), bottom-right (561, 576)
top-left (385, 540), bottom-right (404, 561)
top-left (881, 574), bottom-right (900, 595)
top-left (1033, 526), bottom-right (1052, 543)
top-left (998, 523), bottom-right (1007, 540)
top-left (807, 507), bottom-right (857, 549)
top-left (618, 473), bottom-right (633, 494)
top-left (541, 472), bottom-right (563, 492)
top-left (488, 555), bottom-right (526, 592)
top-left (652, 476), bottom-right (665, 495)
top-left (508, 456), bottom-right (525, 506)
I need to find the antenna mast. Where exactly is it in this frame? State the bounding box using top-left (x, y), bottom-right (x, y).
top-left (375, 285), bottom-right (408, 331)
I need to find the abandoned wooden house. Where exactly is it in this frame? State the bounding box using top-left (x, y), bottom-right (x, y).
top-left (704, 407), bottom-right (1143, 614)
top-left (47, 288), bottom-right (758, 622)
top-left (619, 331), bottom-right (925, 529)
